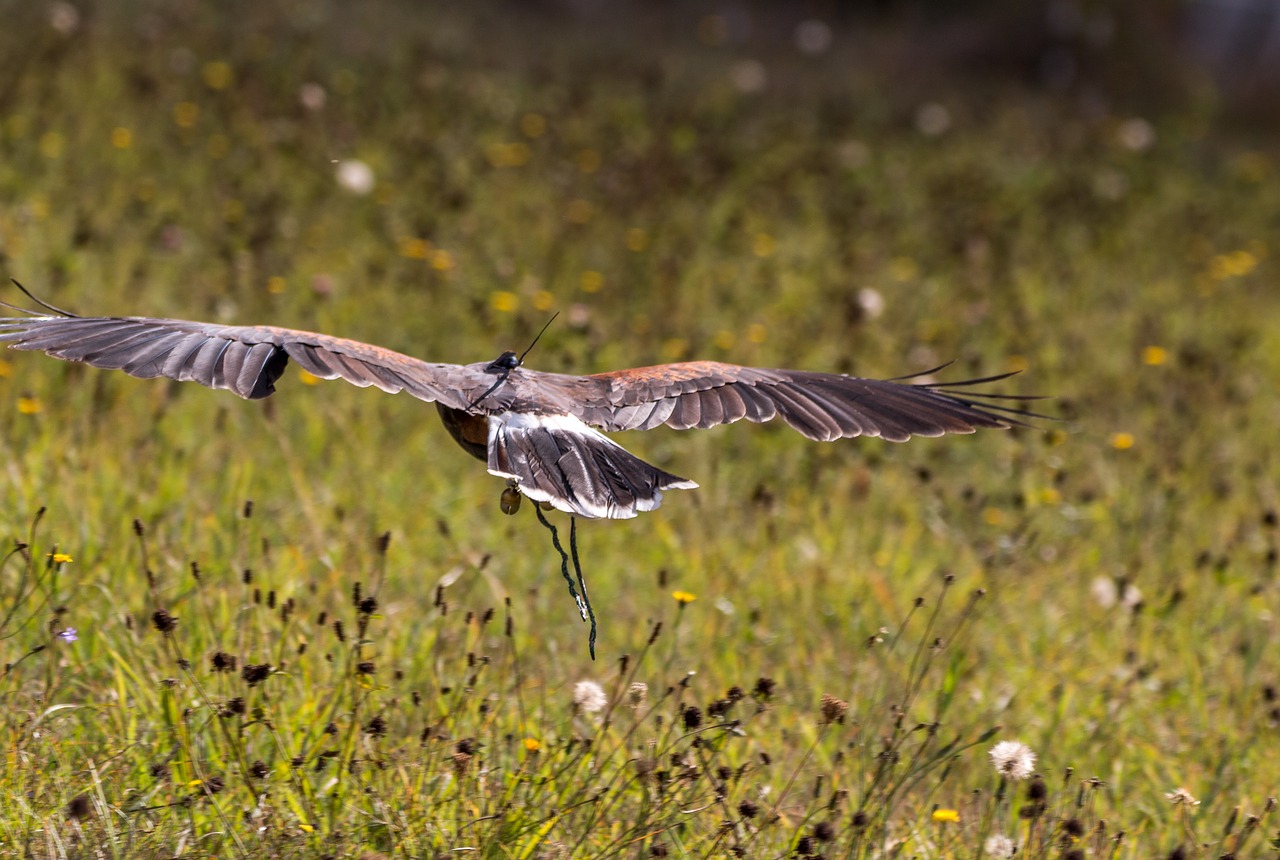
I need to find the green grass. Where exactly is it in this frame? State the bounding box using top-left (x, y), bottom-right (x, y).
top-left (1, 2), bottom-right (1279, 857)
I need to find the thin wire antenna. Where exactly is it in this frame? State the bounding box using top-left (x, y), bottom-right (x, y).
top-left (6, 280), bottom-right (81, 318)
top-left (518, 311), bottom-right (560, 365)
top-left (466, 311), bottom-right (562, 410)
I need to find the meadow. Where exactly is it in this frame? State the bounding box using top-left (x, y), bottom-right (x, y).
top-left (1, 2), bottom-right (1278, 857)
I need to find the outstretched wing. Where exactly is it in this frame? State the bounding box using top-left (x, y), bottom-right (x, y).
top-left (0, 295), bottom-right (484, 410)
top-left (544, 360), bottom-right (1044, 443)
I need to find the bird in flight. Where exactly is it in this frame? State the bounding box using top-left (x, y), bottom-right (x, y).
top-left (0, 284), bottom-right (1041, 520)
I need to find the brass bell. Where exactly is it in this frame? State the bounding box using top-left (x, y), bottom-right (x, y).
top-left (500, 486), bottom-right (522, 515)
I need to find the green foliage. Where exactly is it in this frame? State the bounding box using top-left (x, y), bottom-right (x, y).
top-left (1, 2), bottom-right (1278, 857)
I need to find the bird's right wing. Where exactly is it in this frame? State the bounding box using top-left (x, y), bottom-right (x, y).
top-left (0, 294), bottom-right (484, 409)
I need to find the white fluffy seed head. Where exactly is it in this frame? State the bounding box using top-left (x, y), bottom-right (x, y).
top-left (989, 740), bottom-right (1037, 780)
top-left (573, 680), bottom-right (607, 714)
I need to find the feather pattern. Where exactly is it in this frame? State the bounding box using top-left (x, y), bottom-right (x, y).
top-left (487, 412), bottom-right (698, 520)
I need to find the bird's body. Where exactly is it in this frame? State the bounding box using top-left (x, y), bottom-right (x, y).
top-left (0, 289), bottom-right (1041, 519)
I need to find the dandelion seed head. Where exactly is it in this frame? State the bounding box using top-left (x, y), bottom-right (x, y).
top-left (729, 60), bottom-right (768, 94)
top-left (794, 19), bottom-right (832, 55)
top-left (989, 740), bottom-right (1037, 780)
top-left (335, 159), bottom-right (375, 195)
top-left (858, 287), bottom-right (885, 319)
top-left (916, 102), bottom-right (952, 136)
top-left (1090, 575), bottom-right (1118, 608)
top-left (49, 2), bottom-right (80, 35)
top-left (984, 834), bottom-right (1017, 858)
top-left (298, 82), bottom-right (327, 111)
top-left (573, 679), bottom-right (607, 714)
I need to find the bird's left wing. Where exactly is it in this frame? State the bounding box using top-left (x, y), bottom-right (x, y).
top-left (538, 360), bottom-right (1044, 443)
top-left (0, 297), bottom-right (484, 410)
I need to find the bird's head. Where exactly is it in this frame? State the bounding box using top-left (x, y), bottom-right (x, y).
top-left (486, 350), bottom-right (521, 373)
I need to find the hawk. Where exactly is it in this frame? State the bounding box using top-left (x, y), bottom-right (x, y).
top-left (0, 286), bottom-right (1040, 519)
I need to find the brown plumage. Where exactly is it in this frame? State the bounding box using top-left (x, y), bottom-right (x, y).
top-left (0, 288), bottom-right (1043, 519)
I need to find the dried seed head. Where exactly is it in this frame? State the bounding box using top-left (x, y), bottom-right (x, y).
top-left (151, 609), bottom-right (178, 633)
top-left (249, 760), bottom-right (269, 779)
top-left (65, 794), bottom-right (92, 820)
top-left (682, 705), bottom-right (702, 731)
top-left (242, 663), bottom-right (271, 686)
top-left (211, 651), bottom-right (237, 672)
top-left (737, 799), bottom-right (759, 819)
top-left (359, 596), bottom-right (378, 615)
top-left (753, 677), bottom-right (777, 700)
top-left (628, 682), bottom-right (649, 709)
top-left (365, 714), bottom-right (388, 737)
top-left (819, 694), bottom-right (849, 725)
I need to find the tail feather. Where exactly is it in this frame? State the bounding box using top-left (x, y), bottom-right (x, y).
top-left (487, 412), bottom-right (697, 519)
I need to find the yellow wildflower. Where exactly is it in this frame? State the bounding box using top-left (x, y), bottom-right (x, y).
top-left (672, 591), bottom-right (697, 605)
top-left (579, 271), bottom-right (603, 293)
top-left (520, 113), bottom-right (546, 139)
top-left (932, 808), bottom-right (960, 823)
top-left (523, 737), bottom-right (541, 752)
top-left (489, 291), bottom-right (518, 313)
top-left (173, 101), bottom-right (199, 129)
top-left (1142, 345), bottom-right (1168, 366)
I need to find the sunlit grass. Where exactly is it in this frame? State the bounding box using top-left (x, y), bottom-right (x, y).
top-left (1, 2), bottom-right (1279, 857)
